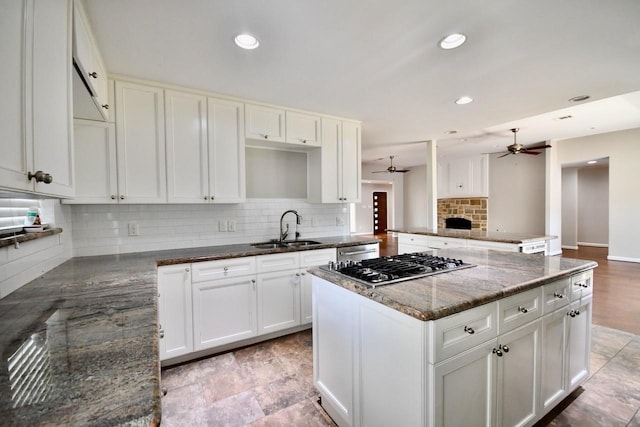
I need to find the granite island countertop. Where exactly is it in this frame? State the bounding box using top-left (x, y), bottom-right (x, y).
top-left (388, 227), bottom-right (557, 244)
top-left (0, 235), bottom-right (379, 426)
top-left (309, 248), bottom-right (597, 322)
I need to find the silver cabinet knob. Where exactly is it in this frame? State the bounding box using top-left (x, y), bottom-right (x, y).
top-left (204, 196), bottom-right (208, 200)
top-left (185, 267), bottom-right (190, 272)
top-left (553, 292), bottom-right (564, 299)
top-left (28, 170), bottom-right (53, 184)
top-left (518, 306), bottom-right (528, 314)
top-left (502, 345), bottom-right (509, 353)
top-left (162, 387), bottom-right (168, 396)
top-left (110, 195), bottom-right (116, 200)
top-left (493, 347), bottom-right (503, 357)
top-left (159, 329), bottom-right (165, 338)
top-left (263, 134), bottom-right (269, 139)
top-left (120, 195), bottom-right (125, 200)
top-left (223, 266), bottom-right (229, 272)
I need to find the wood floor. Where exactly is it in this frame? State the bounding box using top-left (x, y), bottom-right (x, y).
top-left (366, 233), bottom-right (640, 335)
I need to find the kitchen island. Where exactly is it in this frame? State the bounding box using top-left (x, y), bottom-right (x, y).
top-left (0, 236), bottom-right (377, 426)
top-left (389, 227), bottom-right (556, 255)
top-left (310, 248), bottom-right (597, 427)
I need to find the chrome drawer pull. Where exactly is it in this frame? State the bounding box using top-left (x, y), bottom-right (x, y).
top-left (464, 325), bottom-right (475, 335)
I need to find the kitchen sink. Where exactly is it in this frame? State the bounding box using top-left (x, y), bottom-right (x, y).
top-left (250, 240), bottom-right (322, 249)
top-left (282, 240), bottom-right (322, 247)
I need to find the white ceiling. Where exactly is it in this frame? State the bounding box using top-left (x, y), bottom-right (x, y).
top-left (84, 0), bottom-right (640, 168)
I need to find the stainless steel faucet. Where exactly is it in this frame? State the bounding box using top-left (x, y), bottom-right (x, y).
top-left (280, 210), bottom-right (302, 242)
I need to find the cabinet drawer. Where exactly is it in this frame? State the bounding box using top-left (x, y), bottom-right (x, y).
top-left (432, 302), bottom-right (497, 363)
top-left (299, 248), bottom-right (336, 268)
top-left (398, 233), bottom-right (429, 247)
top-left (256, 252), bottom-right (300, 273)
top-left (428, 236), bottom-right (466, 249)
top-left (570, 270), bottom-right (593, 301)
top-left (542, 278), bottom-right (571, 314)
top-left (497, 287), bottom-right (542, 334)
top-left (466, 239), bottom-right (518, 252)
top-left (191, 257), bottom-right (256, 282)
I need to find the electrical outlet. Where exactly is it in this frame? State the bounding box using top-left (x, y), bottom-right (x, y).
top-left (128, 222), bottom-right (139, 236)
top-left (312, 216), bottom-right (318, 227)
top-left (218, 220), bottom-right (228, 232)
top-left (227, 220), bottom-right (236, 232)
top-left (336, 217), bottom-right (345, 226)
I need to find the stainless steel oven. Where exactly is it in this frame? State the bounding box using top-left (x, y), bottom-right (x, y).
top-left (337, 243), bottom-right (379, 262)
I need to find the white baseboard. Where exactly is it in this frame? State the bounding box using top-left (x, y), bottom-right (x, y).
top-left (607, 255), bottom-right (640, 263)
top-left (577, 242), bottom-right (609, 248)
top-left (548, 250), bottom-right (563, 256)
top-left (562, 245), bottom-right (579, 250)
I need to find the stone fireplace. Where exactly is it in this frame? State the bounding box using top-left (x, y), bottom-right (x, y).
top-left (438, 198), bottom-right (488, 231)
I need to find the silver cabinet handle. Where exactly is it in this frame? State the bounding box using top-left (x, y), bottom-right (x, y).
top-left (340, 249), bottom-right (377, 256)
top-left (223, 266), bottom-right (229, 272)
top-left (464, 325), bottom-right (475, 335)
top-left (493, 347), bottom-right (503, 357)
top-left (162, 387), bottom-right (167, 396)
top-left (159, 329), bottom-right (165, 339)
top-left (102, 104), bottom-right (109, 110)
top-left (88, 71), bottom-right (98, 78)
top-left (502, 345), bottom-right (509, 353)
top-left (28, 170), bottom-right (53, 184)
top-left (518, 306), bottom-right (528, 314)
top-left (553, 292), bottom-right (564, 299)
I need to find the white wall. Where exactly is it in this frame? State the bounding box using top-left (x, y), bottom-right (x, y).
top-left (403, 164), bottom-right (428, 227)
top-left (71, 199), bottom-right (349, 256)
top-left (488, 152), bottom-right (546, 234)
top-left (555, 127), bottom-right (640, 262)
top-left (0, 200), bottom-right (73, 298)
top-left (361, 163), bottom-right (404, 229)
top-left (577, 166), bottom-right (609, 246)
top-left (561, 168), bottom-right (578, 249)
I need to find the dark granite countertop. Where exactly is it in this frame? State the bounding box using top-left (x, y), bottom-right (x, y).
top-left (0, 235), bottom-right (378, 426)
top-left (0, 227), bottom-right (63, 249)
top-left (388, 227), bottom-right (556, 244)
top-left (309, 248), bottom-right (597, 321)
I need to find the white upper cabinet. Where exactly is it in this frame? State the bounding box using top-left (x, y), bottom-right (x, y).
top-left (68, 119), bottom-right (118, 204)
top-left (165, 91), bottom-right (245, 203)
top-left (207, 97), bottom-right (245, 203)
top-left (438, 155), bottom-right (488, 198)
top-left (0, 0), bottom-right (74, 198)
top-left (72, 0), bottom-right (110, 120)
top-left (285, 111), bottom-right (321, 147)
top-left (309, 118), bottom-right (361, 203)
top-left (165, 90), bottom-right (209, 203)
top-left (245, 103), bottom-right (286, 142)
top-left (114, 81), bottom-right (167, 203)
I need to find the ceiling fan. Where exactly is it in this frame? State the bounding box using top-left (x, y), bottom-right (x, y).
top-left (372, 156), bottom-right (410, 173)
top-left (493, 128), bottom-right (552, 158)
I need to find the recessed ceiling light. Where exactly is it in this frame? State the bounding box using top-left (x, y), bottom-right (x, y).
top-left (455, 96), bottom-right (473, 105)
top-left (439, 33), bottom-right (467, 50)
top-left (234, 33), bottom-right (260, 50)
top-left (587, 160), bottom-right (597, 164)
top-left (569, 95), bottom-right (590, 102)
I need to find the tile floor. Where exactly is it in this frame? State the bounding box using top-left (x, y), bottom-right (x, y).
top-left (161, 325), bottom-right (640, 426)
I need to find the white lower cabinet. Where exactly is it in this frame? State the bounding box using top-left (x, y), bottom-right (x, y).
top-left (313, 269), bottom-right (593, 427)
top-left (158, 248), bottom-right (336, 364)
top-left (158, 265), bottom-right (193, 361)
top-left (192, 275), bottom-right (258, 350)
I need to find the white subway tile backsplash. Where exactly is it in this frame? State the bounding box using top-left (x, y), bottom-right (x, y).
top-left (70, 199), bottom-right (349, 256)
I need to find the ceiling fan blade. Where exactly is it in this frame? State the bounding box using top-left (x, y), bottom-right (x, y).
top-left (371, 170), bottom-right (388, 173)
top-left (497, 152), bottom-right (512, 158)
top-left (396, 170), bottom-right (410, 173)
top-left (526, 144), bottom-right (552, 150)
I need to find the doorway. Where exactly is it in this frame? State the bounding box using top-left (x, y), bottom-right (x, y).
top-left (373, 192), bottom-right (388, 234)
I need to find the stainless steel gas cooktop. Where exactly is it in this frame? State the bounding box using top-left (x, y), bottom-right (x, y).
top-left (319, 252), bottom-right (476, 288)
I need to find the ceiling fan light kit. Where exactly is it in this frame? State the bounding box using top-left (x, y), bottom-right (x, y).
top-left (372, 156), bottom-right (410, 174)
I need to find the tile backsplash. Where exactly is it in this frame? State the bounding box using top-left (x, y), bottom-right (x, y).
top-left (71, 199), bottom-right (349, 256)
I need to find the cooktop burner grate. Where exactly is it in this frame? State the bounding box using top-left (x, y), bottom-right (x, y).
top-left (320, 252), bottom-right (476, 288)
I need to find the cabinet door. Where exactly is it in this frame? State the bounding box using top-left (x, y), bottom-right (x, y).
top-left (340, 121), bottom-right (361, 203)
top-left (300, 248), bottom-right (336, 324)
top-left (319, 118), bottom-right (341, 203)
top-left (285, 111), bottom-right (321, 147)
top-left (208, 97), bottom-right (246, 203)
top-left (68, 119), bottom-right (118, 203)
top-left (566, 296), bottom-right (592, 390)
top-left (192, 276), bottom-right (257, 351)
top-left (165, 90), bottom-right (208, 203)
top-left (158, 265), bottom-right (193, 361)
top-left (432, 339), bottom-right (497, 427)
top-left (0, 0), bottom-right (32, 192)
top-left (495, 320), bottom-right (541, 427)
top-left (540, 308), bottom-right (568, 415)
top-left (115, 81), bottom-right (166, 203)
top-left (32, 0), bottom-right (74, 197)
top-left (245, 103), bottom-right (285, 142)
top-left (256, 269), bottom-right (301, 334)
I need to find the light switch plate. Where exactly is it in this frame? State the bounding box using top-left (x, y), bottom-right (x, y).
top-left (218, 220), bottom-right (228, 232)
top-left (128, 222), bottom-right (139, 236)
top-left (227, 220), bottom-right (236, 232)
